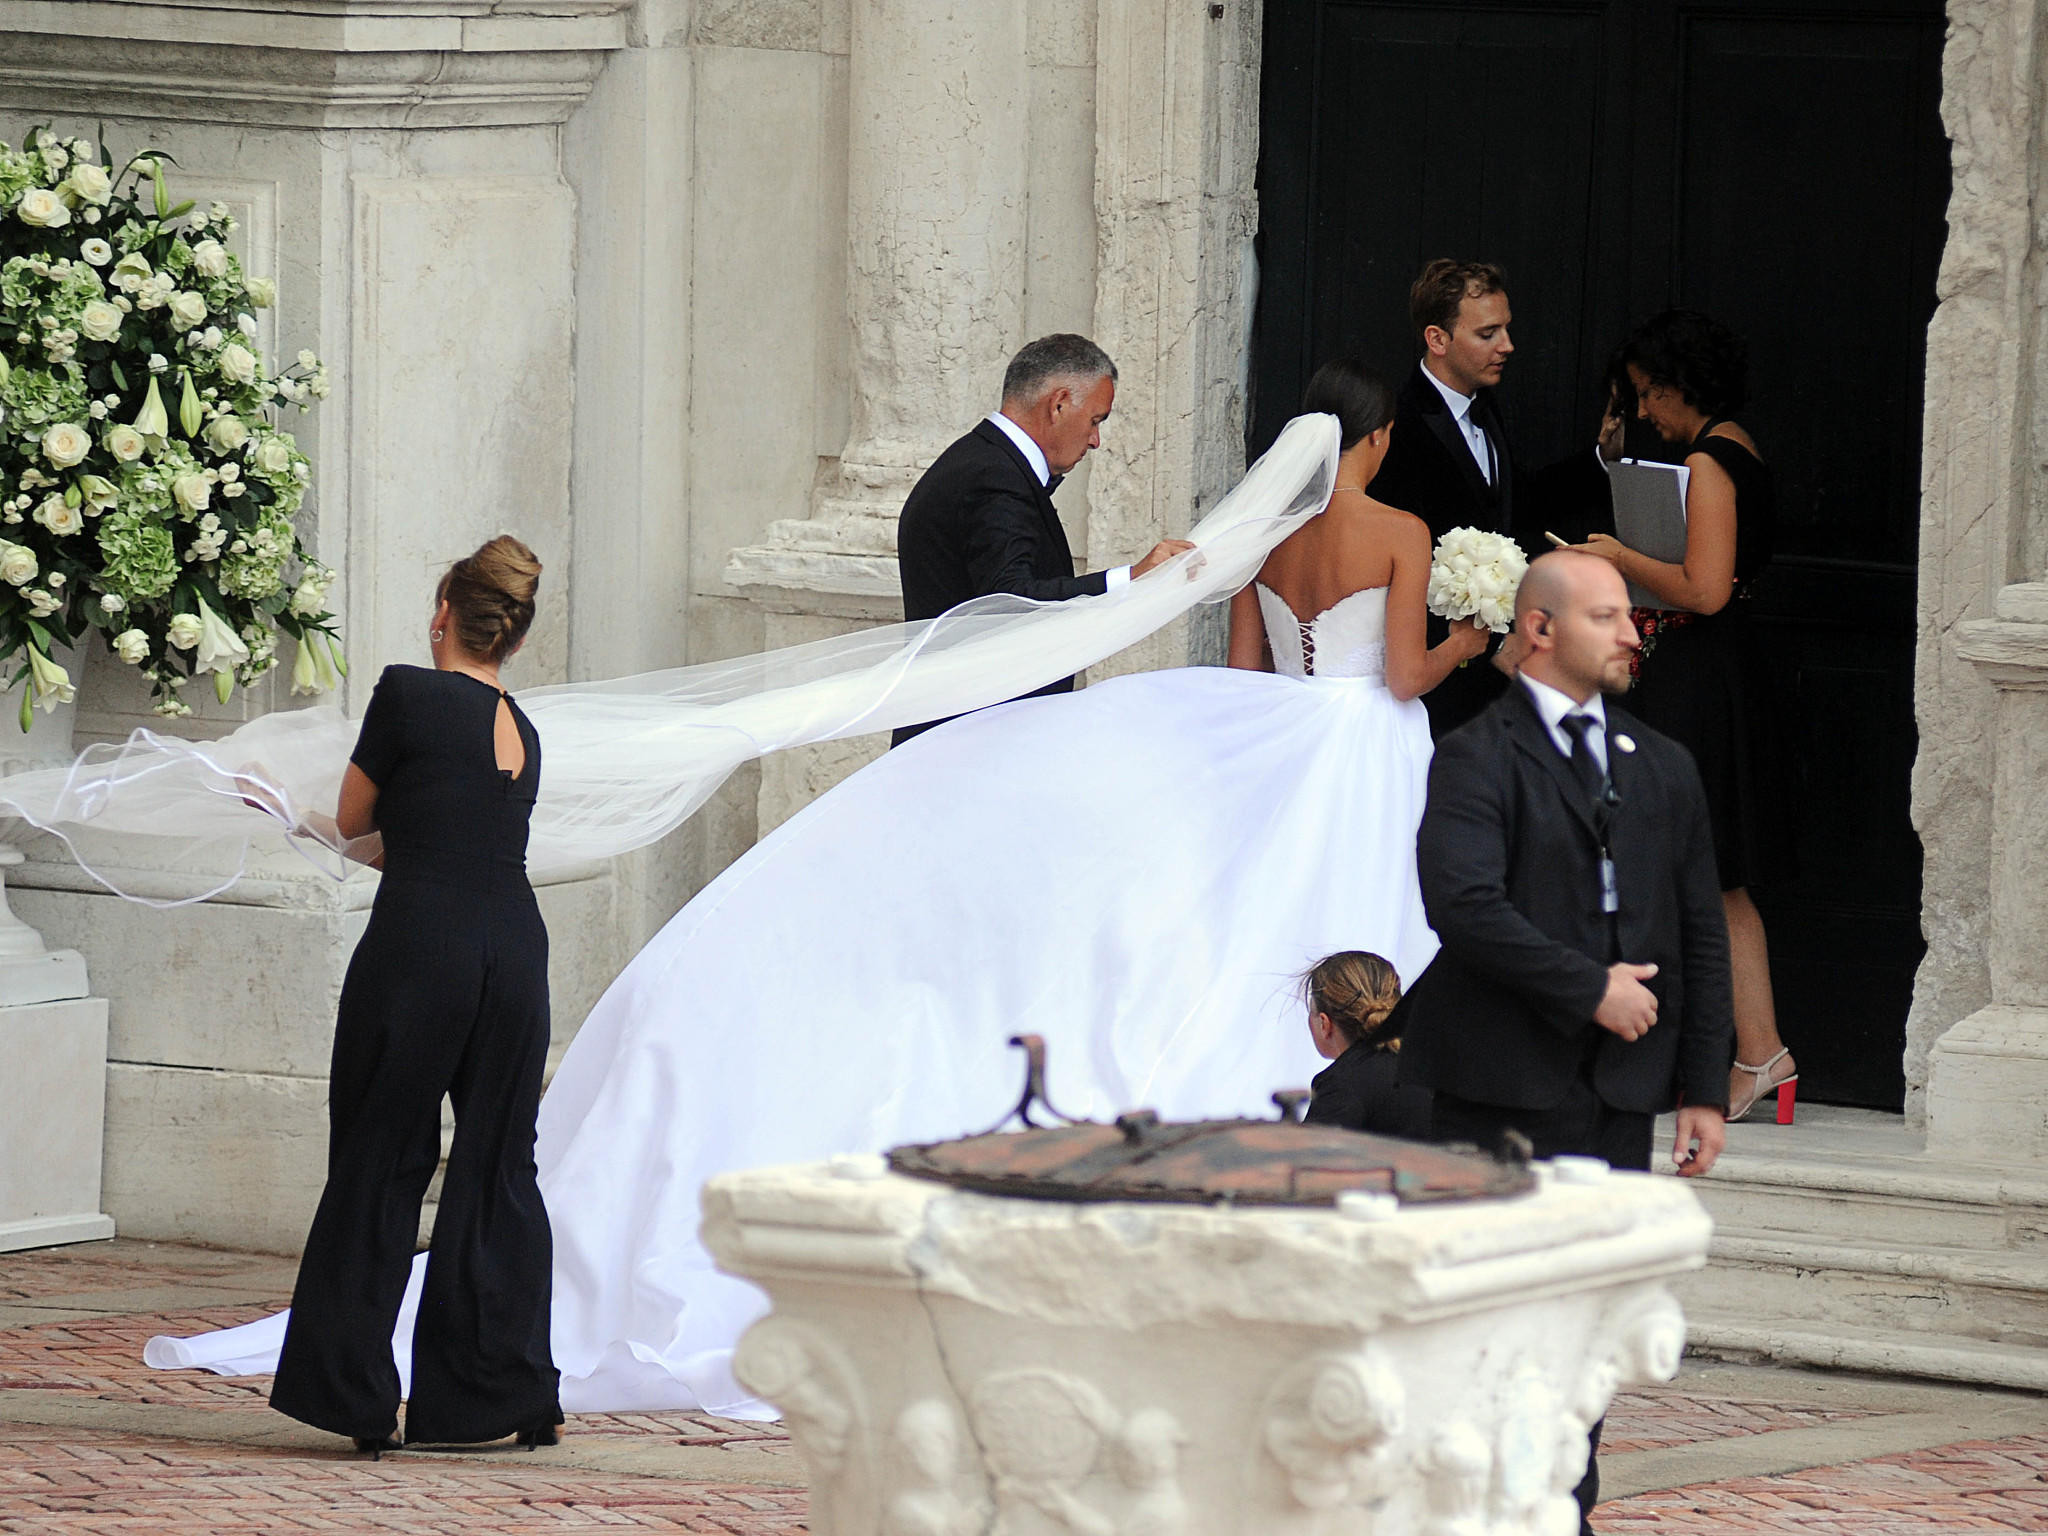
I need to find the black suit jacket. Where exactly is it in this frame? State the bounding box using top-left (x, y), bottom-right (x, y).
top-left (1398, 682), bottom-right (1734, 1115)
top-left (1368, 363), bottom-right (1519, 737)
top-left (892, 421), bottom-right (1107, 746)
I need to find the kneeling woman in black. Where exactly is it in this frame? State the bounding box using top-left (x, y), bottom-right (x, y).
top-left (1300, 951), bottom-right (1432, 1141)
top-left (272, 536), bottom-right (560, 1454)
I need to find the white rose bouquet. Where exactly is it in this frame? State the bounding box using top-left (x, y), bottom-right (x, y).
top-left (1426, 526), bottom-right (1528, 634)
top-left (0, 126), bottom-right (342, 728)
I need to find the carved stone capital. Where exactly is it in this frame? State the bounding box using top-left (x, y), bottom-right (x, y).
top-left (0, 1), bottom-right (632, 127)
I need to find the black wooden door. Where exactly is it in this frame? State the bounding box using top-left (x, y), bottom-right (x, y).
top-left (1254, 0), bottom-right (1948, 1108)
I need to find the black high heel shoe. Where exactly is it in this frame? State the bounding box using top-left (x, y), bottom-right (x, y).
top-left (514, 1417), bottom-right (562, 1451)
top-left (353, 1434), bottom-right (401, 1460)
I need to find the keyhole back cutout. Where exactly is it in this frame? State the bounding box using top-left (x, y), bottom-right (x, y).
top-left (494, 695), bottom-right (526, 778)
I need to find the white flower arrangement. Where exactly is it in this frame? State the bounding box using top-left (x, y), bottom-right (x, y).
top-left (0, 127), bottom-right (342, 726)
top-left (1426, 526), bottom-right (1527, 634)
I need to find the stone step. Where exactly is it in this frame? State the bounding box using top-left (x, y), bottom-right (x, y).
top-left (1655, 1104), bottom-right (2048, 1390)
top-left (1682, 1313), bottom-right (2048, 1393)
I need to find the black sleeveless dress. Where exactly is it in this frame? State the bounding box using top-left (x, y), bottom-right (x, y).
top-left (1626, 427), bottom-right (1794, 891)
top-left (272, 664), bottom-right (559, 1444)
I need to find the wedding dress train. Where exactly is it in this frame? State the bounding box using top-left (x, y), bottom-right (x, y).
top-left (147, 571), bottom-right (1439, 1420)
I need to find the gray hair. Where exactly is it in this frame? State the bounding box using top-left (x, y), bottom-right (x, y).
top-left (1001, 333), bottom-right (1117, 407)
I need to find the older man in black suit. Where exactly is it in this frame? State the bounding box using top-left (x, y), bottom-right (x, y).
top-left (892, 334), bottom-right (1192, 746)
top-left (1399, 549), bottom-right (1732, 1533)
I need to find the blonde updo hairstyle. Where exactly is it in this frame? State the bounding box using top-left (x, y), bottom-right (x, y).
top-left (437, 536), bottom-right (542, 665)
top-left (1303, 951), bottom-right (1403, 1051)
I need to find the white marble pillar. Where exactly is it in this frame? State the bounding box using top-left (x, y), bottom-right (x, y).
top-left (724, 0), bottom-right (1031, 828)
top-left (1927, 581), bottom-right (2048, 1160)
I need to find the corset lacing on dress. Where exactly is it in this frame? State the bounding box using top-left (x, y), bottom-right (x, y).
top-left (1255, 584), bottom-right (1388, 682)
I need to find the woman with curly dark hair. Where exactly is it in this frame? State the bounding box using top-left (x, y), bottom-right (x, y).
top-left (1573, 309), bottom-right (1797, 1124)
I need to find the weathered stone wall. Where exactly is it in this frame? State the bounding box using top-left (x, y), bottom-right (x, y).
top-left (1907, 0), bottom-right (2043, 1118)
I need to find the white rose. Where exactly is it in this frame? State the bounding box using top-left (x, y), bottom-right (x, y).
top-left (252, 435), bottom-right (294, 476)
top-left (79, 300), bottom-right (123, 343)
top-left (218, 342), bottom-right (257, 385)
top-left (41, 146), bottom-right (68, 172)
top-left (204, 414), bottom-right (249, 454)
top-left (0, 543), bottom-right (38, 586)
top-left (100, 593), bottom-right (124, 614)
top-left (191, 238), bottom-right (229, 279)
top-left (166, 613), bottom-right (203, 650)
top-left (102, 424), bottom-right (146, 463)
top-left (243, 275), bottom-right (276, 308)
top-left (113, 628), bottom-right (150, 664)
top-left (236, 311), bottom-right (258, 339)
top-left (61, 163), bottom-right (112, 207)
top-left (167, 291), bottom-right (209, 332)
top-left (15, 187), bottom-right (69, 228)
top-left (41, 422), bottom-right (91, 468)
top-left (199, 325), bottom-right (223, 351)
top-left (80, 238), bottom-right (113, 266)
top-left (35, 496), bottom-right (85, 538)
top-left (171, 472), bottom-right (212, 514)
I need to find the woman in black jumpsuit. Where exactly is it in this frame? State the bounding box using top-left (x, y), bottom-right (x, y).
top-left (272, 536), bottom-right (560, 1451)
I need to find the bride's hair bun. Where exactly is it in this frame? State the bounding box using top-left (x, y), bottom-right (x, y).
top-left (1303, 950), bottom-right (1404, 1050)
top-left (437, 535), bottom-right (542, 664)
top-left (1301, 358), bottom-right (1395, 451)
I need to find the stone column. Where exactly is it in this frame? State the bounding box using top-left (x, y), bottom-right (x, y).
top-left (1087, 0), bottom-right (1262, 676)
top-left (1903, 0), bottom-right (2038, 1120)
top-left (1926, 582), bottom-right (2048, 1159)
top-left (724, 0), bottom-right (1030, 829)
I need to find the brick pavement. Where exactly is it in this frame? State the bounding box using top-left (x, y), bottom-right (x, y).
top-left (2, 1240), bottom-right (2045, 1533)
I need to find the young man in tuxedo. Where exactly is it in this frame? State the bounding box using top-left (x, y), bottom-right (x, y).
top-left (892, 333), bottom-right (1193, 746)
top-left (1398, 550), bottom-right (1732, 1532)
top-left (1368, 260), bottom-right (1616, 737)
top-left (1368, 259), bottom-right (1520, 737)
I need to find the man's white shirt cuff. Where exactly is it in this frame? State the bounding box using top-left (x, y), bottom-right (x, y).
top-left (1106, 565), bottom-right (1132, 590)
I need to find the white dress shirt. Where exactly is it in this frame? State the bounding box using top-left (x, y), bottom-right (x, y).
top-left (1421, 366), bottom-right (1497, 486)
top-left (986, 412), bottom-right (1129, 589)
top-left (1520, 673), bottom-right (1609, 775)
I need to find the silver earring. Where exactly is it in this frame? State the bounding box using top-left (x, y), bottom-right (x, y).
top-left (431, 629), bottom-right (444, 642)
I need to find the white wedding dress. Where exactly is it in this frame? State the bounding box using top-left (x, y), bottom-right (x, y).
top-left (146, 577), bottom-right (1439, 1420)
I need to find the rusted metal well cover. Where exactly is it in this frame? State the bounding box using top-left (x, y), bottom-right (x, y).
top-left (885, 1037), bottom-right (1534, 1209)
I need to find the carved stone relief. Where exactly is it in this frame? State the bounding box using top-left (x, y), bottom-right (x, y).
top-left (1259, 1347), bottom-right (1407, 1515)
top-left (731, 1315), bottom-right (867, 1475)
top-left (885, 1398), bottom-right (985, 1536)
top-left (967, 1367), bottom-right (1191, 1536)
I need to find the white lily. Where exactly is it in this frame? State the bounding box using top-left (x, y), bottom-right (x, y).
top-left (25, 645), bottom-right (75, 711)
top-left (192, 598), bottom-right (251, 678)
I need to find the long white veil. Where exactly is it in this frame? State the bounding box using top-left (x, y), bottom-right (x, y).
top-left (0, 415), bottom-right (1340, 901)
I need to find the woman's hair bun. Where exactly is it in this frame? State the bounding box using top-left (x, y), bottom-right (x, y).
top-left (1303, 950), bottom-right (1404, 1050)
top-left (437, 535), bottom-right (542, 664)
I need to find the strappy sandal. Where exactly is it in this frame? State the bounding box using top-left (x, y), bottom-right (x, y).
top-left (1729, 1047), bottom-right (1798, 1124)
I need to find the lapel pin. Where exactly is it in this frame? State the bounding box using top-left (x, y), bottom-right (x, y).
top-left (1615, 734), bottom-right (1636, 754)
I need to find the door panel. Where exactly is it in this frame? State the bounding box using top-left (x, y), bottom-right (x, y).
top-left (1254, 0), bottom-right (1947, 1107)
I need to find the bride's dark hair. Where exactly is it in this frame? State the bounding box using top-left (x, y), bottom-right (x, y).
top-left (1301, 359), bottom-right (1395, 451)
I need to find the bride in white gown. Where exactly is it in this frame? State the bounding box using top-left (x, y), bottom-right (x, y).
top-left (145, 363), bottom-right (1492, 1420)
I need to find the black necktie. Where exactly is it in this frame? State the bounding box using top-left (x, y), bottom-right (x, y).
top-left (1559, 713), bottom-right (1607, 809)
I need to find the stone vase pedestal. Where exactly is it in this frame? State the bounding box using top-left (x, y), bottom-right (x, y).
top-left (703, 1157), bottom-right (1710, 1536)
top-left (0, 848), bottom-right (111, 1253)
